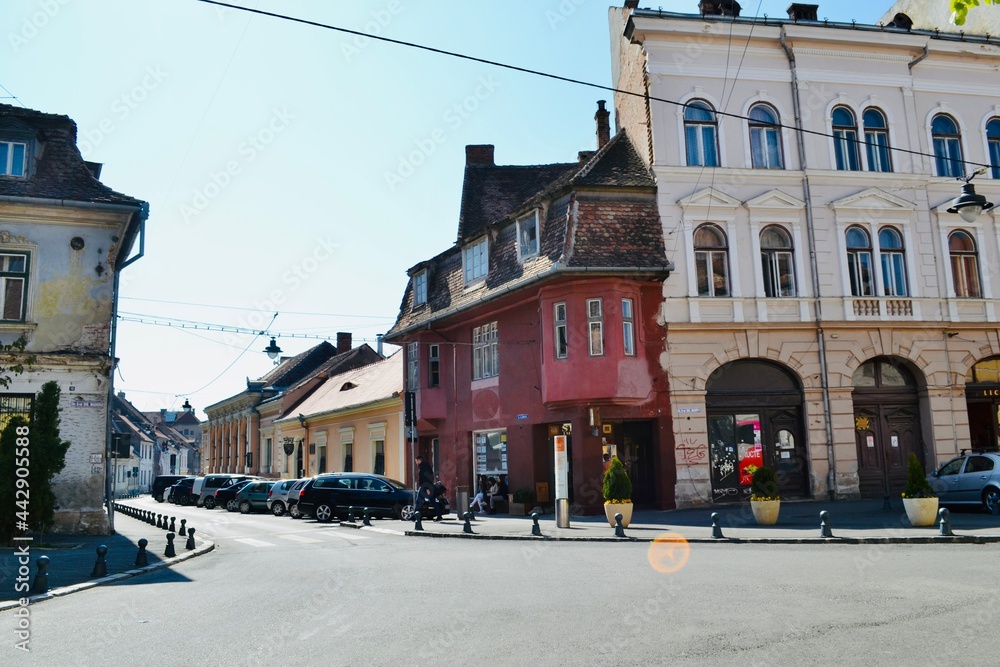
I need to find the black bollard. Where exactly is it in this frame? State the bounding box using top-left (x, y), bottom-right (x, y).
top-left (30, 555), bottom-right (49, 595)
top-left (156, 513), bottom-right (163, 529)
top-left (135, 538), bottom-right (149, 566)
top-left (185, 527), bottom-right (196, 550)
top-left (939, 507), bottom-right (954, 536)
top-left (179, 518), bottom-right (187, 536)
top-left (413, 512), bottom-right (424, 531)
top-left (91, 545), bottom-right (108, 578)
top-left (614, 513), bottom-right (627, 538)
top-left (711, 512), bottom-right (725, 539)
top-left (347, 506), bottom-right (356, 522)
top-left (820, 511), bottom-right (834, 538)
top-left (168, 517), bottom-right (176, 533)
top-left (530, 512), bottom-right (542, 537)
top-left (363, 508), bottom-right (372, 526)
top-left (164, 532), bottom-right (176, 558)
top-left (463, 512), bottom-right (474, 534)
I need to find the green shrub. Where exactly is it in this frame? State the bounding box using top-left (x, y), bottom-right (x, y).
top-left (750, 466), bottom-right (780, 501)
top-left (901, 452), bottom-right (936, 499)
top-left (602, 456), bottom-right (632, 504)
top-left (513, 488), bottom-right (532, 503)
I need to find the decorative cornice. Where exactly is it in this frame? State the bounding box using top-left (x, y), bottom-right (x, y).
top-left (0, 230), bottom-right (29, 244)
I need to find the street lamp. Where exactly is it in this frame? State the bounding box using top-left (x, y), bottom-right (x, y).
top-left (263, 337), bottom-right (282, 360)
top-left (948, 169), bottom-right (995, 223)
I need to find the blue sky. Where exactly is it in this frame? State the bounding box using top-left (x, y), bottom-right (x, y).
top-left (2, 0), bottom-right (892, 417)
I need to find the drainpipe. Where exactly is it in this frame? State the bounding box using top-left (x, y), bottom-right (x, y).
top-left (780, 28), bottom-right (838, 500)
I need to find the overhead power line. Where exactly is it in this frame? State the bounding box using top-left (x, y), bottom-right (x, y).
top-left (119, 295), bottom-right (391, 319)
top-left (193, 0), bottom-right (998, 172)
top-left (117, 313), bottom-right (382, 343)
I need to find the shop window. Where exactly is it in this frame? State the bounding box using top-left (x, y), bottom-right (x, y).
top-left (832, 106), bottom-right (860, 171)
top-left (949, 230), bottom-right (981, 298)
top-left (587, 298), bottom-right (603, 356)
top-left (878, 227), bottom-right (907, 297)
top-left (760, 226), bottom-right (796, 297)
top-left (473, 321), bottom-right (498, 379)
top-left (694, 224), bottom-right (730, 297)
top-left (863, 108), bottom-right (892, 172)
top-left (622, 298), bottom-right (635, 356)
top-left (554, 302), bottom-right (567, 359)
top-left (845, 226), bottom-right (874, 297)
top-left (473, 430), bottom-right (507, 476)
top-left (932, 114), bottom-right (964, 178)
top-left (684, 100), bottom-right (719, 167)
top-left (748, 103), bottom-right (783, 169)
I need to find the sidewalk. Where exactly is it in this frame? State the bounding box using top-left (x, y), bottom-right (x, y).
top-left (366, 499), bottom-right (1000, 544)
top-left (0, 508), bottom-right (213, 610)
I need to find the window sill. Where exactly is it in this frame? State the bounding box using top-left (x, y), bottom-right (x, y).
top-left (0, 321), bottom-right (36, 335)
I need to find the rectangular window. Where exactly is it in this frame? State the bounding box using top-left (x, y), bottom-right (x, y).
top-left (263, 437), bottom-right (273, 472)
top-left (0, 252), bottom-right (28, 321)
top-left (762, 251), bottom-right (796, 298)
top-left (428, 344), bottom-right (440, 388)
top-left (343, 442), bottom-right (353, 472)
top-left (990, 136), bottom-right (1000, 180)
top-left (517, 211), bottom-right (539, 260)
top-left (407, 342), bottom-right (418, 391)
top-left (473, 430), bottom-right (507, 475)
top-left (0, 142), bottom-right (26, 177)
top-left (413, 271), bottom-right (428, 306)
top-left (847, 250), bottom-right (874, 297)
top-left (880, 252), bottom-right (908, 297)
top-left (373, 439), bottom-right (385, 475)
top-left (473, 321), bottom-right (498, 380)
top-left (463, 237), bottom-right (488, 285)
top-left (553, 302), bottom-right (567, 359)
top-left (587, 299), bottom-right (603, 356)
top-left (622, 299), bottom-right (635, 356)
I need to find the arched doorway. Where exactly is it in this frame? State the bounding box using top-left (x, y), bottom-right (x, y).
top-left (965, 357), bottom-right (1000, 451)
top-left (706, 360), bottom-right (809, 501)
top-left (852, 357), bottom-right (925, 497)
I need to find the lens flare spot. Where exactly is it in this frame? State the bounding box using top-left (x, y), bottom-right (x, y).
top-left (647, 533), bottom-right (690, 574)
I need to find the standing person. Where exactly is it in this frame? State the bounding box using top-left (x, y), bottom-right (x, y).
top-left (414, 455), bottom-right (442, 520)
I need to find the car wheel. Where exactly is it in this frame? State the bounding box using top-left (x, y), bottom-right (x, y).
top-left (398, 504), bottom-right (415, 521)
top-left (983, 487), bottom-right (1000, 514)
top-left (315, 503), bottom-right (334, 523)
top-left (289, 504), bottom-right (302, 519)
top-left (155, 496), bottom-right (165, 503)
top-left (203, 496), bottom-right (216, 510)
top-left (271, 501), bottom-right (285, 517)
top-left (239, 500), bottom-right (252, 514)
top-left (180, 495), bottom-right (191, 506)
top-left (227, 499), bottom-right (238, 512)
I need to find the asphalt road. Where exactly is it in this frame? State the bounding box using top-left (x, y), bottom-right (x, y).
top-left (6, 499), bottom-right (1000, 666)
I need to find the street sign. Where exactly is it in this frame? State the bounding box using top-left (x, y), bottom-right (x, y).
top-left (553, 435), bottom-right (568, 500)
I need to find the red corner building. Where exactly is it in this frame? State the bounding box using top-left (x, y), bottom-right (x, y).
top-left (385, 104), bottom-right (675, 515)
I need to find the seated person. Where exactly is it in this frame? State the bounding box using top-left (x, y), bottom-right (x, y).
top-left (470, 476), bottom-right (492, 513)
top-left (488, 475), bottom-right (509, 514)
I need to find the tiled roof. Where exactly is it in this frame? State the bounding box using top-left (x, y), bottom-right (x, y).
top-left (0, 104), bottom-right (144, 207)
top-left (275, 351), bottom-right (402, 422)
top-left (257, 341), bottom-right (339, 389)
top-left (386, 130), bottom-right (668, 340)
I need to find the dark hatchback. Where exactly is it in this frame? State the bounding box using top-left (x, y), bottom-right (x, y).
top-left (297, 473), bottom-right (441, 522)
top-left (214, 479), bottom-right (255, 512)
top-left (152, 475), bottom-right (190, 502)
top-left (167, 477), bottom-right (197, 505)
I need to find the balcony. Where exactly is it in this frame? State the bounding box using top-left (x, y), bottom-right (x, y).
top-left (851, 298), bottom-right (913, 318)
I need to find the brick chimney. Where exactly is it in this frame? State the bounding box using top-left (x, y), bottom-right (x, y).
top-left (699, 0), bottom-right (741, 17)
top-left (595, 100), bottom-right (611, 149)
top-left (786, 3), bottom-right (818, 21)
top-left (336, 332), bottom-right (352, 355)
top-left (465, 145), bottom-right (495, 166)
top-left (624, 0), bottom-right (638, 8)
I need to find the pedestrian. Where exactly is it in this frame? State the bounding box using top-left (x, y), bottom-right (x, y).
top-left (470, 475), bottom-right (491, 513)
top-left (415, 455), bottom-right (442, 520)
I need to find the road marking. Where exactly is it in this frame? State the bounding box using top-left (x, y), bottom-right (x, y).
top-left (233, 537), bottom-right (276, 547)
top-left (278, 534), bottom-right (323, 544)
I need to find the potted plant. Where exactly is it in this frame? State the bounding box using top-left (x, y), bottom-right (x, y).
top-left (509, 488), bottom-right (533, 516)
top-left (602, 455), bottom-right (633, 528)
top-left (749, 465), bottom-right (781, 525)
top-left (901, 452), bottom-right (938, 527)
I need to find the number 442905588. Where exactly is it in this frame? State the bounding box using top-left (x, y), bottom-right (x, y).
top-left (14, 424), bottom-right (29, 521)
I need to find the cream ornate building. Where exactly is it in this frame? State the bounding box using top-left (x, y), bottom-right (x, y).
top-left (611, 1), bottom-right (1000, 507)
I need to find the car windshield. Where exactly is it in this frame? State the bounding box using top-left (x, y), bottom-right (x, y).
top-left (383, 478), bottom-right (407, 490)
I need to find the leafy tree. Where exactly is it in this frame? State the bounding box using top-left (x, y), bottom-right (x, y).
top-left (0, 416), bottom-right (28, 544)
top-left (951, 0), bottom-right (998, 25)
top-left (0, 335), bottom-right (33, 389)
top-left (29, 381), bottom-right (71, 533)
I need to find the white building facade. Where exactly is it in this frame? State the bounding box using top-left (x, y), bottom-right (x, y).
top-left (611, 2), bottom-right (1000, 507)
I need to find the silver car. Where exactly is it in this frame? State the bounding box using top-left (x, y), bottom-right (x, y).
top-left (266, 478), bottom-right (302, 516)
top-left (928, 452), bottom-right (1000, 512)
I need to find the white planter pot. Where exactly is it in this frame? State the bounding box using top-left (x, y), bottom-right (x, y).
top-left (902, 497), bottom-right (939, 527)
top-left (750, 499), bottom-right (780, 526)
top-left (604, 502), bottom-right (633, 528)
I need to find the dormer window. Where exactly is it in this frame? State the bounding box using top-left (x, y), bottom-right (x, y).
top-left (517, 210), bottom-right (539, 260)
top-left (463, 237), bottom-right (488, 285)
top-left (0, 141), bottom-right (26, 177)
top-left (413, 270), bottom-right (428, 306)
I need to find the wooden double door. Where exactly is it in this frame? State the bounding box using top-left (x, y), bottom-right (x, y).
top-left (854, 403), bottom-right (922, 497)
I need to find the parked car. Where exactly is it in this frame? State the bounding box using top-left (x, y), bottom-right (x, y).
top-left (194, 474), bottom-right (254, 508)
top-left (286, 478), bottom-right (312, 519)
top-left (215, 479), bottom-right (256, 512)
top-left (297, 473), bottom-right (445, 523)
top-left (152, 475), bottom-right (190, 502)
top-left (167, 477), bottom-right (197, 506)
top-left (236, 481), bottom-right (276, 514)
top-left (267, 478), bottom-right (302, 516)
top-left (928, 451), bottom-right (1000, 512)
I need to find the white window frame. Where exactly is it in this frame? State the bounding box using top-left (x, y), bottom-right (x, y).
top-left (587, 299), bottom-right (604, 356)
top-left (413, 270), bottom-right (428, 306)
top-left (554, 302), bottom-right (567, 360)
top-left (473, 321), bottom-right (498, 380)
top-left (463, 237), bottom-right (489, 285)
top-left (0, 141), bottom-right (27, 177)
top-left (622, 298), bottom-right (635, 356)
top-left (406, 342), bottom-right (419, 391)
top-left (517, 210), bottom-right (540, 261)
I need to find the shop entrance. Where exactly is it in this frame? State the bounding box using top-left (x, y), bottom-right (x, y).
top-left (705, 360), bottom-right (809, 501)
top-left (602, 421), bottom-right (655, 505)
top-left (965, 356), bottom-right (1000, 452)
top-left (852, 357), bottom-right (925, 497)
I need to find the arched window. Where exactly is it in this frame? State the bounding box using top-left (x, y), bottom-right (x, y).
top-left (832, 106), bottom-right (860, 171)
top-left (949, 230), bottom-right (981, 297)
top-left (878, 227), bottom-right (907, 296)
top-left (863, 108), bottom-right (892, 172)
top-left (684, 101), bottom-right (719, 167)
top-left (932, 114), bottom-right (964, 177)
top-left (748, 104), bottom-right (783, 169)
top-left (694, 224), bottom-right (730, 297)
top-left (846, 226), bottom-right (874, 297)
top-left (760, 226), bottom-right (795, 297)
top-left (987, 118), bottom-right (1000, 179)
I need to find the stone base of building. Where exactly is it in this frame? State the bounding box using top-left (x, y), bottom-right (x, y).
top-left (49, 508), bottom-right (111, 535)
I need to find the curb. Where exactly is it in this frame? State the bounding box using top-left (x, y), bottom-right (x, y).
top-left (401, 530), bottom-right (1000, 544)
top-left (0, 539), bottom-right (215, 612)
